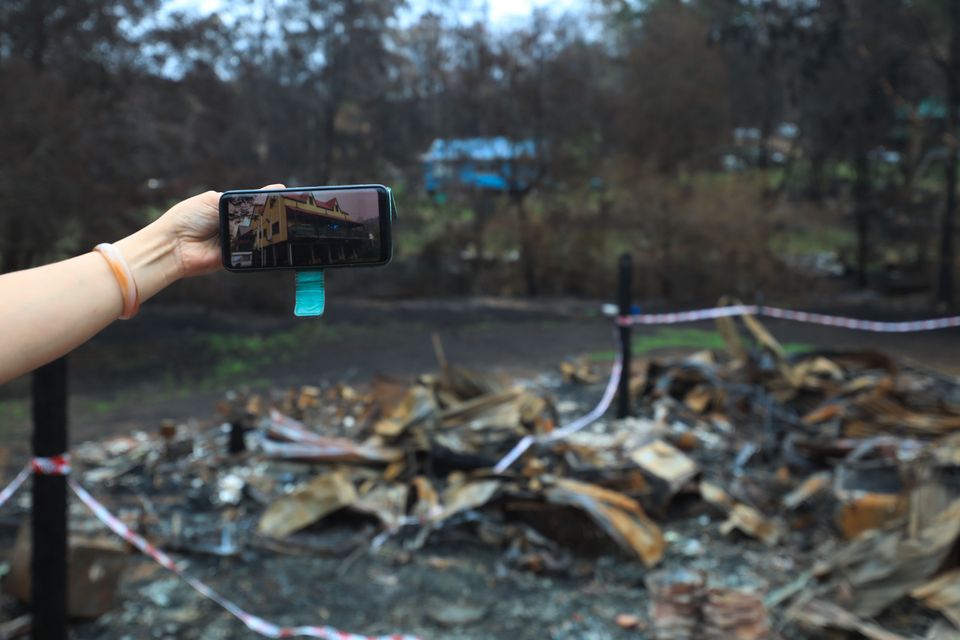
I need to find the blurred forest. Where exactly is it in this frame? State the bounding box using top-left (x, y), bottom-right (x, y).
top-left (1, 0), bottom-right (959, 310)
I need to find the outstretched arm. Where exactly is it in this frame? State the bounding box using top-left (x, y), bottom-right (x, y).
top-left (0, 185), bottom-right (283, 384)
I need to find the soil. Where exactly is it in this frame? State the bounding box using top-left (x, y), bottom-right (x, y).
top-left (63, 508), bottom-right (807, 640)
top-left (3, 296), bottom-right (957, 449)
top-left (0, 296), bottom-right (957, 639)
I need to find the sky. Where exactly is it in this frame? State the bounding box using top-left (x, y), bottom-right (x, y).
top-left (408, 0), bottom-right (587, 25)
top-left (166, 0), bottom-right (588, 27)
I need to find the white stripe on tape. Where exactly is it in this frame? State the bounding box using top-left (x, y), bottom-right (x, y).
top-left (616, 304), bottom-right (960, 332)
top-left (759, 306), bottom-right (960, 332)
top-left (0, 466), bottom-right (30, 509)
top-left (620, 305), bottom-right (759, 326)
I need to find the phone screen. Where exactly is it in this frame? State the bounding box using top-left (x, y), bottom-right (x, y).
top-left (220, 185), bottom-right (391, 270)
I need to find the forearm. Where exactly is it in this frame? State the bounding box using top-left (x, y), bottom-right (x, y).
top-left (0, 220), bottom-right (182, 384)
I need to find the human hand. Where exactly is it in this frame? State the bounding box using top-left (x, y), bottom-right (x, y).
top-left (114, 183), bottom-right (284, 304)
top-left (160, 184), bottom-right (285, 279)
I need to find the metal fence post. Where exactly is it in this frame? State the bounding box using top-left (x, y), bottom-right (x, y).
top-left (32, 357), bottom-right (69, 640)
top-left (617, 253), bottom-right (633, 419)
top-left (229, 420), bottom-right (246, 454)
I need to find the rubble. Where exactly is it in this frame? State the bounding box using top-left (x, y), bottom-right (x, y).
top-left (807, 497), bottom-right (960, 618)
top-left (699, 482), bottom-right (784, 546)
top-left (787, 597), bottom-right (914, 640)
top-left (5, 524), bottom-right (128, 618)
top-left (425, 600), bottom-right (487, 628)
top-left (926, 620), bottom-right (960, 639)
top-left (0, 614), bottom-right (31, 639)
top-left (702, 588), bottom-right (770, 640)
top-left (912, 569), bottom-right (960, 630)
top-left (645, 568), bottom-right (705, 640)
top-left (538, 477), bottom-right (665, 566)
top-left (257, 471), bottom-right (358, 538)
top-left (614, 612), bottom-right (642, 629)
top-left (559, 359), bottom-right (601, 385)
top-left (14, 311), bottom-right (960, 638)
top-left (629, 440), bottom-right (699, 509)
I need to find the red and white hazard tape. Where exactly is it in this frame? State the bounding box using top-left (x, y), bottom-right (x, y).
top-left (616, 304), bottom-right (758, 327)
top-left (32, 454), bottom-right (71, 475)
top-left (614, 304), bottom-right (960, 332)
top-left (759, 306), bottom-right (960, 332)
top-left (68, 479), bottom-right (420, 639)
top-left (0, 467), bottom-right (30, 509)
top-left (0, 462), bottom-right (418, 639)
top-left (0, 455), bottom-right (72, 510)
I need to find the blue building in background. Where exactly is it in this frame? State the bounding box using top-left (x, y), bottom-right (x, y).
top-left (422, 137), bottom-right (538, 194)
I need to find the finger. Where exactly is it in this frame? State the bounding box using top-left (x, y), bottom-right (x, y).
top-left (260, 183), bottom-right (286, 190)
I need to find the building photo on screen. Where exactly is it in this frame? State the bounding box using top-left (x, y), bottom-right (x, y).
top-left (226, 188), bottom-right (381, 268)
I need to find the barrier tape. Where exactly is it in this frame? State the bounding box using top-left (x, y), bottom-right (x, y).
top-left (32, 454), bottom-right (71, 475)
top-left (759, 306), bottom-right (960, 332)
top-left (69, 479), bottom-right (420, 640)
top-left (0, 457), bottom-right (71, 510)
top-left (0, 464), bottom-right (418, 639)
top-left (0, 466), bottom-right (30, 509)
top-left (616, 304), bottom-right (759, 327)
top-left (613, 304), bottom-right (960, 332)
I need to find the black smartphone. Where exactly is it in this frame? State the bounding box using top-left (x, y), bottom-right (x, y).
top-left (219, 184), bottom-right (394, 271)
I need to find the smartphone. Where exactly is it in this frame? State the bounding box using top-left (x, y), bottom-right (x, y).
top-left (220, 184), bottom-right (394, 271)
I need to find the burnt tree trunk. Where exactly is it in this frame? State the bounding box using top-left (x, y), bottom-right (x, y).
top-left (658, 199), bottom-right (674, 300)
top-left (1, 217), bottom-right (28, 274)
top-left (514, 193), bottom-right (539, 297)
top-left (471, 192), bottom-right (494, 294)
top-left (320, 104), bottom-right (337, 185)
top-left (936, 0), bottom-right (960, 309)
top-left (854, 147), bottom-right (871, 290)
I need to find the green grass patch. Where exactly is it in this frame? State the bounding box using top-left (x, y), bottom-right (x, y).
top-left (588, 327), bottom-right (811, 362)
top-left (634, 328), bottom-right (729, 352)
top-left (91, 399), bottom-right (122, 414)
top-left (194, 323), bottom-right (341, 386)
top-left (0, 399), bottom-right (28, 422)
top-left (0, 399), bottom-right (29, 440)
top-left (770, 226), bottom-right (854, 256)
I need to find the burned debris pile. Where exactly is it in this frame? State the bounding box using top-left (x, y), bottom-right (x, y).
top-left (28, 317), bottom-right (960, 638)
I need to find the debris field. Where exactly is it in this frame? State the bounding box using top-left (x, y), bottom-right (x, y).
top-left (3, 314), bottom-right (960, 639)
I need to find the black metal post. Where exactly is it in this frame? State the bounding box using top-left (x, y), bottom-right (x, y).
top-left (617, 253), bottom-right (633, 419)
top-left (31, 357), bottom-right (69, 640)
top-left (229, 421), bottom-right (246, 454)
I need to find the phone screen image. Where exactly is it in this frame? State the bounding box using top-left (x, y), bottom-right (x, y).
top-left (222, 186), bottom-right (390, 270)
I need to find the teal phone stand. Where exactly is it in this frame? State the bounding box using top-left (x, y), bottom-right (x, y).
top-left (294, 270), bottom-right (325, 317)
top-left (291, 185), bottom-right (396, 317)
